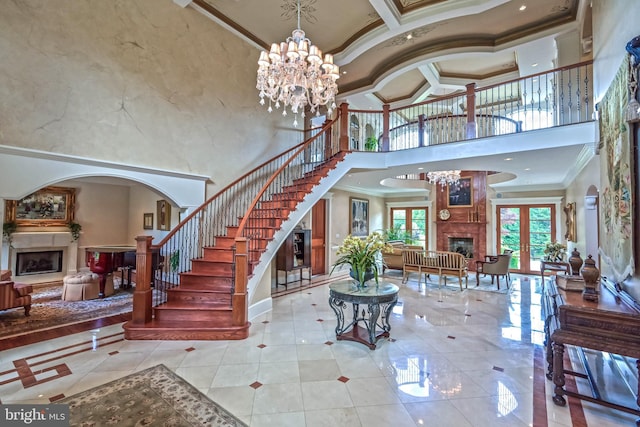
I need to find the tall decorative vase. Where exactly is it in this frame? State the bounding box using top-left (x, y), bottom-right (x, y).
top-left (581, 255), bottom-right (600, 302)
top-left (569, 248), bottom-right (583, 276)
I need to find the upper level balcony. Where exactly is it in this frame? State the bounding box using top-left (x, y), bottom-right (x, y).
top-left (302, 60), bottom-right (597, 192)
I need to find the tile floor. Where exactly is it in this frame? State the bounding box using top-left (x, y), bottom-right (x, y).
top-left (0, 272), bottom-right (638, 426)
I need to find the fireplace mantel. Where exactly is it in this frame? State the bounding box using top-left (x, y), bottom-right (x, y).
top-left (2, 232), bottom-right (78, 284)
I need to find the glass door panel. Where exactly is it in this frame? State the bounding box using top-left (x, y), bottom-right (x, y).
top-left (390, 207), bottom-right (427, 248)
top-left (528, 207), bottom-right (553, 273)
top-left (498, 205), bottom-right (555, 274)
top-left (499, 207), bottom-right (521, 270)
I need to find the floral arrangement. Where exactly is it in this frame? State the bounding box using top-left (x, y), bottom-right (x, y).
top-left (543, 241), bottom-right (567, 261)
top-left (331, 232), bottom-right (393, 285)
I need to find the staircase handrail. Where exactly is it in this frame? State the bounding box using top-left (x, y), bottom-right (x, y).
top-left (149, 136), bottom-right (323, 252)
top-left (235, 117), bottom-right (339, 240)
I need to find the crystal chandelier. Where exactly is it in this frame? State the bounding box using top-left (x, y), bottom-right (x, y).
top-left (426, 170), bottom-right (461, 189)
top-left (256, 0), bottom-right (340, 127)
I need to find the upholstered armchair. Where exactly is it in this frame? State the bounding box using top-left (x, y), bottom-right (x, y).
top-left (0, 279), bottom-right (34, 316)
top-left (475, 253), bottom-right (512, 289)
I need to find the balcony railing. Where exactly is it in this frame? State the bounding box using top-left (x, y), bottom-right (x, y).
top-left (341, 60), bottom-right (594, 152)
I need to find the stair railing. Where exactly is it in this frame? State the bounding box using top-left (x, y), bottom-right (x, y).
top-left (232, 116), bottom-right (343, 324)
top-left (129, 113), bottom-right (342, 327)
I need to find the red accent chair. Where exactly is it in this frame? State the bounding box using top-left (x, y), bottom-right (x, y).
top-left (0, 278), bottom-right (33, 316)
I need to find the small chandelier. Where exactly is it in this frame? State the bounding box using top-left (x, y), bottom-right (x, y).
top-left (256, 0), bottom-right (340, 127)
top-left (427, 170), bottom-right (461, 189)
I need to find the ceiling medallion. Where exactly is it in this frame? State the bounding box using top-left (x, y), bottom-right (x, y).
top-left (257, 0), bottom-right (339, 127)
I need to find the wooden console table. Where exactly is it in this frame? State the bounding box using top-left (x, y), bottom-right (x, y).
top-left (328, 280), bottom-right (398, 350)
top-left (542, 277), bottom-right (640, 423)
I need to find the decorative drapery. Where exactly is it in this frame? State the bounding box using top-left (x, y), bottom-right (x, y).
top-left (598, 55), bottom-right (635, 283)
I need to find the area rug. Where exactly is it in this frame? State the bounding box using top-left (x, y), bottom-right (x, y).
top-left (59, 364), bottom-right (247, 426)
top-left (0, 283), bottom-right (133, 338)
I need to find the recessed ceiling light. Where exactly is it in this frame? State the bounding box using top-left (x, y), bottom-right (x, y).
top-left (524, 168), bottom-right (531, 171)
top-left (342, 70), bottom-right (347, 74)
top-left (407, 34), bottom-right (413, 40)
top-left (532, 63), bottom-right (538, 67)
top-left (418, 167), bottom-right (424, 170)
top-left (519, 5), bottom-right (527, 11)
top-left (504, 157), bottom-right (513, 161)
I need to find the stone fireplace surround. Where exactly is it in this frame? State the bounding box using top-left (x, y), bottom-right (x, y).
top-left (2, 232), bottom-right (78, 285)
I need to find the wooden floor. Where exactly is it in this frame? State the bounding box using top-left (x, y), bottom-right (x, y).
top-left (0, 312), bottom-right (131, 351)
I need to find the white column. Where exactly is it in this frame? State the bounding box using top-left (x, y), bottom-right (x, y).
top-left (67, 240), bottom-right (78, 275)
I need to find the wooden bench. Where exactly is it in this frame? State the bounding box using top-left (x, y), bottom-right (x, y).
top-left (402, 250), bottom-right (469, 290)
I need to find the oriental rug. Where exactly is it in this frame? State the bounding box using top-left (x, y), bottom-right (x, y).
top-left (58, 364), bottom-right (247, 426)
top-left (0, 284), bottom-right (133, 339)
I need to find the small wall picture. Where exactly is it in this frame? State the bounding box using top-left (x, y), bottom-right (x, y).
top-left (157, 200), bottom-right (171, 231)
top-left (448, 177), bottom-right (473, 207)
top-left (143, 213), bottom-right (154, 230)
top-left (350, 197), bottom-right (369, 237)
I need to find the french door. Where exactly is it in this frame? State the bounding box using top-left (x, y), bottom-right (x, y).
top-left (497, 205), bottom-right (556, 274)
top-left (390, 207), bottom-right (427, 248)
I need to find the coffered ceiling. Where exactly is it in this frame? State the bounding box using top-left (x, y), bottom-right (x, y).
top-left (191, 0), bottom-right (592, 109)
top-left (183, 0), bottom-right (595, 194)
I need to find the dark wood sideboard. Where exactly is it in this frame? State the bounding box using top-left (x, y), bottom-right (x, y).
top-left (542, 276), bottom-right (640, 423)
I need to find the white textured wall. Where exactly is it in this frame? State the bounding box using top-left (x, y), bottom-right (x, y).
top-left (0, 0), bottom-right (297, 192)
top-left (592, 0), bottom-right (640, 102)
top-left (564, 156), bottom-right (600, 260)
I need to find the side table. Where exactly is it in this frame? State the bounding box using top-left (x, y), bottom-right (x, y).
top-left (328, 280), bottom-right (399, 350)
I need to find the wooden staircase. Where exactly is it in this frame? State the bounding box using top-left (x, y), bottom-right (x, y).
top-left (123, 153), bottom-right (346, 340)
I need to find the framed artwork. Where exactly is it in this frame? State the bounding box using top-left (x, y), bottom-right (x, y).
top-left (143, 213), bottom-right (154, 230)
top-left (448, 177), bottom-right (473, 207)
top-left (350, 197), bottom-right (369, 237)
top-left (157, 200), bottom-right (171, 231)
top-left (5, 186), bottom-right (76, 226)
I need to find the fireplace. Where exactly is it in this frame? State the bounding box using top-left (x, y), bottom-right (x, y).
top-left (448, 238), bottom-right (474, 258)
top-left (437, 223), bottom-right (486, 272)
top-left (2, 231), bottom-right (79, 284)
top-left (16, 250), bottom-right (63, 276)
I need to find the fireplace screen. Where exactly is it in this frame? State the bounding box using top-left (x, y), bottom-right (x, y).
top-left (448, 238), bottom-right (473, 258)
top-left (16, 250), bottom-right (63, 276)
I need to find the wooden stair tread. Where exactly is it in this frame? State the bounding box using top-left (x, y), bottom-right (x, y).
top-left (126, 319), bottom-right (247, 329)
top-left (169, 288), bottom-right (231, 294)
top-left (155, 301), bottom-right (231, 310)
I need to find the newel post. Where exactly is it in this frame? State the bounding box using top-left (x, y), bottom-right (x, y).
top-left (465, 82), bottom-right (477, 139)
top-left (131, 236), bottom-right (153, 324)
top-left (323, 117), bottom-right (333, 159)
top-left (233, 236), bottom-right (249, 327)
top-left (339, 102), bottom-right (350, 152)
